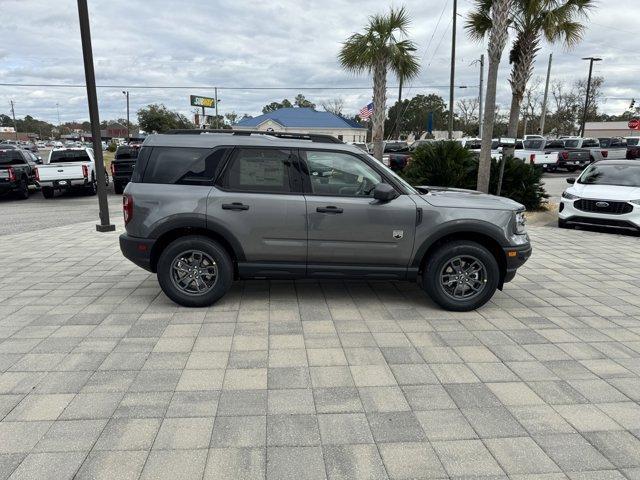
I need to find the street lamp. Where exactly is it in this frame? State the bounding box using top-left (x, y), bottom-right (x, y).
top-left (122, 91), bottom-right (130, 142)
top-left (580, 57), bottom-right (602, 137)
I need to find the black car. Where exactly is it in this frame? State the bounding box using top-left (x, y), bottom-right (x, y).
top-left (0, 149), bottom-right (37, 199)
top-left (111, 145), bottom-right (140, 194)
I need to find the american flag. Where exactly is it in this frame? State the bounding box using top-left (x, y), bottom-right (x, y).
top-left (359, 102), bottom-right (373, 120)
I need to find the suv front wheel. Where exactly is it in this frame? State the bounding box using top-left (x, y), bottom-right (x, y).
top-left (157, 236), bottom-right (233, 308)
top-left (422, 240), bottom-right (500, 311)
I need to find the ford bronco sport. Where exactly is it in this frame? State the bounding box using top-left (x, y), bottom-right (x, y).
top-left (119, 130), bottom-right (531, 311)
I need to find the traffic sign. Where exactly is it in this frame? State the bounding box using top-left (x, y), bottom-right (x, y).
top-left (628, 118), bottom-right (640, 130)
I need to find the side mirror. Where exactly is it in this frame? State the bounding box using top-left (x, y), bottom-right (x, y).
top-left (566, 177), bottom-right (576, 184)
top-left (373, 183), bottom-right (399, 202)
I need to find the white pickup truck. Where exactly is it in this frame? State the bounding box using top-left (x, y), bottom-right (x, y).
top-left (514, 138), bottom-right (590, 172)
top-left (36, 148), bottom-right (104, 198)
top-left (598, 137), bottom-right (627, 160)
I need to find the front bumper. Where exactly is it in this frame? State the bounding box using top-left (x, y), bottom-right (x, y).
top-left (558, 199), bottom-right (640, 231)
top-left (120, 234), bottom-right (156, 272)
top-left (503, 243), bottom-right (532, 284)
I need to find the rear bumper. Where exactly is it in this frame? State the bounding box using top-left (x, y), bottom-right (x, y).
top-left (0, 181), bottom-right (19, 193)
top-left (39, 178), bottom-right (88, 188)
top-left (120, 234), bottom-right (155, 272)
top-left (503, 243), bottom-right (532, 284)
top-left (112, 173), bottom-right (132, 183)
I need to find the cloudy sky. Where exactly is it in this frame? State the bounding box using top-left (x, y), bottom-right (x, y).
top-left (1, 0), bottom-right (638, 126)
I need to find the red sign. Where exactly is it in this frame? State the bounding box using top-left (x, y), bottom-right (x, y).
top-left (629, 119), bottom-right (640, 130)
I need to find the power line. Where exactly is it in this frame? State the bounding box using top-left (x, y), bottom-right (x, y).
top-left (0, 82), bottom-right (477, 90)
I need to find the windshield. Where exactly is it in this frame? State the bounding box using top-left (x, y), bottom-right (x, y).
top-left (578, 163), bottom-right (640, 187)
top-left (384, 142), bottom-right (408, 152)
top-left (115, 147), bottom-right (139, 159)
top-left (366, 154), bottom-right (417, 194)
top-left (49, 150), bottom-right (92, 163)
top-left (598, 138), bottom-right (612, 147)
top-left (627, 138), bottom-right (639, 146)
top-left (0, 150), bottom-right (23, 165)
top-left (523, 139), bottom-right (544, 150)
top-left (564, 140), bottom-right (579, 148)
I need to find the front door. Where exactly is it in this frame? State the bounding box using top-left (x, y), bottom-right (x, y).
top-left (208, 147), bottom-right (307, 276)
top-left (300, 149), bottom-right (417, 278)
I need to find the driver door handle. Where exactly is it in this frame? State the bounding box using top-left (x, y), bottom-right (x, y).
top-left (316, 206), bottom-right (343, 214)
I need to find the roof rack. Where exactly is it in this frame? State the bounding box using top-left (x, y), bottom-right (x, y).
top-left (164, 129), bottom-right (343, 144)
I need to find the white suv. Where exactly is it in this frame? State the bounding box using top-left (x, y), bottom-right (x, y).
top-left (559, 160), bottom-right (640, 232)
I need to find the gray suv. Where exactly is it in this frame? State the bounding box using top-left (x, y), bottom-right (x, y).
top-left (120, 131), bottom-right (531, 311)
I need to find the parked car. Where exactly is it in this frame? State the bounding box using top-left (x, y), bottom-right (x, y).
top-left (119, 130), bottom-right (531, 311)
top-left (0, 148), bottom-right (37, 199)
top-left (598, 137), bottom-right (627, 160)
top-left (382, 141), bottom-right (411, 171)
top-left (562, 137), bottom-right (607, 165)
top-left (558, 160), bottom-right (640, 231)
top-left (111, 145), bottom-right (140, 194)
top-left (514, 139), bottom-right (590, 171)
top-left (37, 148), bottom-right (105, 198)
top-left (625, 137), bottom-right (640, 159)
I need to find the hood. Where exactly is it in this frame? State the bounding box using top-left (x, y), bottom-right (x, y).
top-left (416, 186), bottom-right (524, 211)
top-left (569, 183), bottom-right (640, 201)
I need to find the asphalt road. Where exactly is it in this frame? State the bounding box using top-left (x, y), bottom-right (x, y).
top-left (0, 185), bottom-right (122, 236)
top-left (541, 171), bottom-right (572, 203)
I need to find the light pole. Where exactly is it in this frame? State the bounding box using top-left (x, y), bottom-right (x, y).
top-left (77, 0), bottom-right (114, 232)
top-left (580, 57), bottom-right (602, 137)
top-left (447, 0), bottom-right (457, 139)
top-left (122, 91), bottom-right (130, 142)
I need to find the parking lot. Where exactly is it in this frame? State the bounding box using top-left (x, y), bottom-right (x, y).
top-left (1, 187), bottom-right (640, 479)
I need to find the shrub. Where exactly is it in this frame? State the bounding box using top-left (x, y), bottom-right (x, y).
top-left (401, 141), bottom-right (548, 210)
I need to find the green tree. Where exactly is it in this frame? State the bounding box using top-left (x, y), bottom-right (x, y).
top-left (386, 94), bottom-right (448, 137)
top-left (505, 0), bottom-right (592, 146)
top-left (137, 104), bottom-right (194, 133)
top-left (466, 0), bottom-right (515, 193)
top-left (339, 7), bottom-right (419, 161)
top-left (262, 99), bottom-right (293, 114)
top-left (294, 94), bottom-right (316, 109)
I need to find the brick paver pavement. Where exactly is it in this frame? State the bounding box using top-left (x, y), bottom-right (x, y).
top-left (1, 220), bottom-right (639, 479)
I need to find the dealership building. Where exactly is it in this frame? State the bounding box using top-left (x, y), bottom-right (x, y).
top-left (584, 121), bottom-right (640, 138)
top-left (234, 108), bottom-right (367, 142)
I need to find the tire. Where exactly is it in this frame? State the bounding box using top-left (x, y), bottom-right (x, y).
top-left (113, 181), bottom-right (124, 195)
top-left (15, 177), bottom-right (29, 200)
top-left (157, 236), bottom-right (233, 308)
top-left (42, 186), bottom-right (54, 199)
top-left (85, 174), bottom-right (97, 196)
top-left (422, 240), bottom-right (500, 312)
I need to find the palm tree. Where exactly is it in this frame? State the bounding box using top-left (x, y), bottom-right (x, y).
top-left (339, 7), bottom-right (420, 161)
top-left (466, 0), bottom-right (515, 193)
top-left (505, 0), bottom-right (592, 145)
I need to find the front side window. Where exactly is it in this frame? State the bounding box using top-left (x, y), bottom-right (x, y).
top-left (143, 147), bottom-right (227, 185)
top-left (219, 148), bottom-right (293, 193)
top-left (303, 150), bottom-right (382, 197)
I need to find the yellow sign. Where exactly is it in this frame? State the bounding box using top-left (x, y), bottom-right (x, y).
top-left (190, 95), bottom-right (215, 108)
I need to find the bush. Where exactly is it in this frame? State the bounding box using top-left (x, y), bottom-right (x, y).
top-left (401, 141), bottom-right (548, 210)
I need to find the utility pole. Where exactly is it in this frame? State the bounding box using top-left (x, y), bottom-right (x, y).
top-left (56, 102), bottom-right (60, 126)
top-left (214, 87), bottom-right (219, 129)
top-left (539, 53), bottom-right (553, 135)
top-left (77, 0), bottom-right (114, 233)
top-left (448, 0), bottom-right (457, 139)
top-left (580, 56), bottom-right (602, 137)
top-left (122, 91), bottom-right (130, 142)
top-left (394, 77), bottom-right (403, 139)
top-left (10, 100), bottom-right (18, 141)
top-left (478, 54), bottom-right (484, 138)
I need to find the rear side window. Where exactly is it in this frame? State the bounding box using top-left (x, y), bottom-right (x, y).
top-left (218, 148), bottom-right (293, 193)
top-left (583, 139), bottom-right (599, 147)
top-left (142, 147), bottom-right (228, 185)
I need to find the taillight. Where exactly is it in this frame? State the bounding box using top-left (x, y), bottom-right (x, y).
top-left (123, 194), bottom-right (133, 224)
top-left (561, 151), bottom-right (569, 160)
top-left (34, 167), bottom-right (40, 182)
top-left (529, 154), bottom-right (536, 165)
top-left (7, 167), bottom-right (15, 182)
top-left (82, 164), bottom-right (88, 178)
top-left (601, 150), bottom-right (608, 158)
top-left (110, 163), bottom-right (115, 175)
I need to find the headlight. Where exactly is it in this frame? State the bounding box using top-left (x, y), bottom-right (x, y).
top-left (562, 191), bottom-right (578, 200)
top-left (514, 211), bottom-right (527, 235)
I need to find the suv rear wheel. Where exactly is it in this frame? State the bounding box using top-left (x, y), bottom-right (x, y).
top-left (157, 236), bottom-right (233, 308)
top-left (422, 240), bottom-right (500, 311)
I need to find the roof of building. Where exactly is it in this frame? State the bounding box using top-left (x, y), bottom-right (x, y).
top-left (236, 108), bottom-right (365, 129)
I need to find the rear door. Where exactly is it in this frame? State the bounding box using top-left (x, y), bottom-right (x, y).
top-left (300, 149), bottom-right (417, 277)
top-left (208, 147), bottom-right (307, 272)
